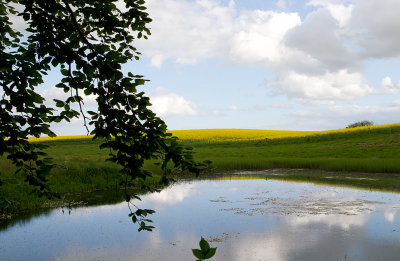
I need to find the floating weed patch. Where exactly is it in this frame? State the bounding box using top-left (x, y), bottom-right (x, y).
top-left (206, 232), bottom-right (239, 243)
top-left (218, 195), bottom-right (380, 216)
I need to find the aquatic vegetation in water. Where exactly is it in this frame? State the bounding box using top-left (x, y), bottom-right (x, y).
top-left (217, 192), bottom-right (380, 217)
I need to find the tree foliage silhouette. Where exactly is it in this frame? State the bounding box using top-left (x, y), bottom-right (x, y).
top-left (0, 0), bottom-right (210, 221)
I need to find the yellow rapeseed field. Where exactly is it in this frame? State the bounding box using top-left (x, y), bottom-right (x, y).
top-left (170, 123), bottom-right (400, 142)
top-left (27, 135), bottom-right (94, 142)
top-left (169, 129), bottom-right (316, 142)
top-left (27, 123), bottom-right (400, 142)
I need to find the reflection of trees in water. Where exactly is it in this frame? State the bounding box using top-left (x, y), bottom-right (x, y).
top-left (0, 188), bottom-right (138, 231)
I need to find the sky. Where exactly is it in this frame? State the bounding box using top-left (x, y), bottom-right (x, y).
top-left (34, 0), bottom-right (400, 134)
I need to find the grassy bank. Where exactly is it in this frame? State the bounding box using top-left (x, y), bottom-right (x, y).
top-left (178, 123), bottom-right (400, 173)
top-left (1, 123), bottom-right (400, 215)
top-left (0, 138), bottom-right (162, 216)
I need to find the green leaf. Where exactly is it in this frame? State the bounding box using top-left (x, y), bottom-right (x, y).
top-left (132, 194), bottom-right (142, 201)
top-left (192, 249), bottom-right (205, 259)
top-left (53, 99), bottom-right (64, 107)
top-left (204, 247), bottom-right (217, 259)
top-left (144, 225), bottom-right (154, 231)
top-left (199, 237), bottom-right (210, 252)
top-left (84, 89), bottom-right (91, 95)
top-left (31, 92), bottom-right (44, 104)
top-left (60, 69), bottom-right (69, 76)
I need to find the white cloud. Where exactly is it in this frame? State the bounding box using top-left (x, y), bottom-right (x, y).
top-left (176, 57), bottom-right (197, 65)
top-left (326, 4), bottom-right (354, 26)
top-left (7, 3), bottom-right (28, 32)
top-left (381, 76), bottom-right (394, 89)
top-left (140, 0), bottom-right (236, 67)
top-left (140, 0), bottom-right (302, 68)
top-left (272, 70), bottom-right (372, 103)
top-left (308, 0), bottom-right (350, 4)
top-left (307, 0), bottom-right (354, 27)
top-left (149, 87), bottom-right (198, 117)
top-left (230, 10), bottom-right (301, 66)
top-left (139, 0), bottom-right (370, 103)
top-left (150, 53), bottom-right (166, 68)
top-left (136, 0), bottom-right (400, 105)
top-left (380, 76), bottom-right (400, 94)
top-left (284, 8), bottom-right (360, 73)
top-left (346, 0), bottom-right (400, 58)
top-left (40, 87), bottom-right (98, 109)
top-left (8, 0), bottom-right (400, 112)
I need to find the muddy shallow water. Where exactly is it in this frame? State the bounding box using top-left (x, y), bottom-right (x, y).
top-left (1, 175), bottom-right (400, 261)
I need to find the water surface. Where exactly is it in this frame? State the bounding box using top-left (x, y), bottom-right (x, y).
top-left (1, 176), bottom-right (400, 261)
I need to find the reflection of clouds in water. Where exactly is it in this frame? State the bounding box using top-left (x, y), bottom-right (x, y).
top-left (384, 205), bottom-right (400, 223)
top-left (141, 183), bottom-right (199, 209)
top-left (228, 186), bottom-right (238, 192)
top-left (216, 186), bottom-right (387, 260)
top-left (229, 234), bottom-right (285, 261)
top-left (287, 213), bottom-right (367, 231)
top-left (227, 220), bottom-right (356, 261)
top-left (52, 229), bottom-right (202, 261)
top-left (52, 245), bottom-right (126, 261)
top-left (149, 229), bottom-right (162, 247)
top-left (52, 182), bottom-right (201, 221)
top-left (385, 211), bottom-right (396, 223)
top-left (5, 179), bottom-right (400, 261)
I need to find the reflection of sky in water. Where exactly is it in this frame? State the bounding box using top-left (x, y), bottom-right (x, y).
top-left (1, 179), bottom-right (400, 261)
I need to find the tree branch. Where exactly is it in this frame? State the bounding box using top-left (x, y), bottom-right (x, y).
top-left (61, 0), bottom-right (95, 51)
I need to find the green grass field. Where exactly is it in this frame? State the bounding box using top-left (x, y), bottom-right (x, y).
top-left (187, 128), bottom-right (400, 173)
top-left (1, 124), bottom-right (400, 216)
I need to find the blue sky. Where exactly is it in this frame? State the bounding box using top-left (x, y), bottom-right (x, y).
top-left (35, 0), bottom-right (400, 135)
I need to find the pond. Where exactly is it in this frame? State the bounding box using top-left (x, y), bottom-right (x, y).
top-left (1, 173), bottom-right (400, 261)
